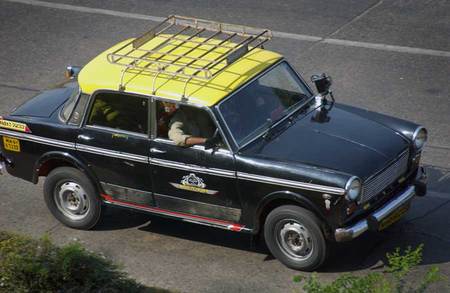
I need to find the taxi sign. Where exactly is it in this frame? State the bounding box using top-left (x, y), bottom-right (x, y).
top-left (0, 119), bottom-right (31, 133)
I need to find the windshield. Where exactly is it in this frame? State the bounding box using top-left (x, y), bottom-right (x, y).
top-left (218, 62), bottom-right (312, 146)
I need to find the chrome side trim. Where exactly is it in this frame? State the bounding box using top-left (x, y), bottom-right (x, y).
top-left (0, 129), bottom-right (76, 149)
top-left (335, 185), bottom-right (415, 242)
top-left (237, 172), bottom-right (346, 195)
top-left (153, 137), bottom-right (231, 154)
top-left (150, 157), bottom-right (236, 178)
top-left (155, 192), bottom-right (242, 222)
top-left (102, 194), bottom-right (251, 233)
top-left (85, 124), bottom-right (148, 138)
top-left (77, 144), bottom-right (148, 163)
top-left (100, 182), bottom-right (152, 197)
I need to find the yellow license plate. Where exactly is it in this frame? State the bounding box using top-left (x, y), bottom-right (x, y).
top-left (3, 136), bottom-right (21, 152)
top-left (378, 203), bottom-right (410, 231)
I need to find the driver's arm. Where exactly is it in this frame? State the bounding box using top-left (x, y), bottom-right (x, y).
top-left (185, 137), bottom-right (207, 146)
top-left (168, 115), bottom-right (206, 147)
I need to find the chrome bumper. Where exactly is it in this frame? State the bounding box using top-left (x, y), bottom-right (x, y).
top-left (335, 185), bottom-right (416, 242)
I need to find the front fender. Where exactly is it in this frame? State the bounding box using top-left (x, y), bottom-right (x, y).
top-left (254, 190), bottom-right (327, 234)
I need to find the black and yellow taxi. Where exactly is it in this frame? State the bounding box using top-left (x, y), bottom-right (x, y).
top-left (0, 16), bottom-right (428, 270)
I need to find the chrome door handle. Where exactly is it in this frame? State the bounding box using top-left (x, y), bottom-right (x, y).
top-left (77, 134), bottom-right (93, 141)
top-left (150, 147), bottom-right (166, 154)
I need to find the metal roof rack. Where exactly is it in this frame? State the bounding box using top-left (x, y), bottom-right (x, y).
top-left (107, 15), bottom-right (272, 95)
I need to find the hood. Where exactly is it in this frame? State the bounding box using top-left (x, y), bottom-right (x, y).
top-left (243, 105), bottom-right (409, 180)
top-left (11, 87), bottom-right (75, 118)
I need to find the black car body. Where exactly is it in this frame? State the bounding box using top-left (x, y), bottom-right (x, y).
top-left (0, 17), bottom-right (428, 271)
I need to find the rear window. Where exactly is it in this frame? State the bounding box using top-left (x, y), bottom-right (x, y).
top-left (86, 92), bottom-right (148, 134)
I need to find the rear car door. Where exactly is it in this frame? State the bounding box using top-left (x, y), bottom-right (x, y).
top-left (76, 91), bottom-right (154, 206)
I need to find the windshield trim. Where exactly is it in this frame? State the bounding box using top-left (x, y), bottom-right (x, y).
top-left (216, 60), bottom-right (314, 150)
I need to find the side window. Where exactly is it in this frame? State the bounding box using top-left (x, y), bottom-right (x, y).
top-left (156, 101), bottom-right (226, 148)
top-left (87, 92), bottom-right (148, 134)
top-left (68, 93), bottom-right (89, 125)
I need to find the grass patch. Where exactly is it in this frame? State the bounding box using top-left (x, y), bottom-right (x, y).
top-left (0, 231), bottom-right (171, 292)
top-left (293, 244), bottom-right (447, 293)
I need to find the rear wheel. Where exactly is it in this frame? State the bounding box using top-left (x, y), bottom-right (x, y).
top-left (44, 167), bottom-right (102, 229)
top-left (264, 205), bottom-right (327, 271)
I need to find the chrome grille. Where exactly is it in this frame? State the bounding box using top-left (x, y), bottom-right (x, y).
top-left (360, 150), bottom-right (409, 203)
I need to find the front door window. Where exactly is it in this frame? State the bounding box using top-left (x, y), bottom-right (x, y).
top-left (156, 101), bottom-right (224, 148)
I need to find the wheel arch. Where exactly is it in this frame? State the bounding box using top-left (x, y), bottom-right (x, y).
top-left (33, 151), bottom-right (101, 193)
top-left (254, 190), bottom-right (328, 235)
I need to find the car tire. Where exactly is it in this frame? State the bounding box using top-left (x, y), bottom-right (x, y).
top-left (44, 167), bottom-right (102, 230)
top-left (264, 205), bottom-right (327, 271)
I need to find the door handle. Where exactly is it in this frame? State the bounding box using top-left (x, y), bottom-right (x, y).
top-left (150, 147), bottom-right (166, 154)
top-left (77, 134), bottom-right (93, 141)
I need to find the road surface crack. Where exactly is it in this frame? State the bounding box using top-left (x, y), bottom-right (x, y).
top-left (403, 199), bottom-right (450, 224)
top-left (45, 222), bottom-right (61, 235)
top-left (326, 0), bottom-right (384, 38)
top-left (400, 227), bottom-right (450, 244)
top-left (303, 0), bottom-right (384, 53)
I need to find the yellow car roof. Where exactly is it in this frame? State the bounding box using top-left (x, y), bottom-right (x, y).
top-left (78, 36), bottom-right (282, 106)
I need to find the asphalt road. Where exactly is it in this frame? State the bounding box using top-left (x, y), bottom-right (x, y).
top-left (0, 0), bottom-right (449, 292)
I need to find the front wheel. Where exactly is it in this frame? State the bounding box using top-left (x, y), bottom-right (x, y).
top-left (264, 205), bottom-right (328, 271)
top-left (44, 167), bottom-right (102, 230)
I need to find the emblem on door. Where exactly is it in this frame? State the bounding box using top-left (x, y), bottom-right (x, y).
top-left (170, 173), bottom-right (218, 195)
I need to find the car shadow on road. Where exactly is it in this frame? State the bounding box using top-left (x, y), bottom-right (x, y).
top-left (93, 206), bottom-right (154, 231)
top-left (92, 204), bottom-right (450, 273)
top-left (138, 215), bottom-right (268, 252)
top-left (92, 165), bottom-right (450, 273)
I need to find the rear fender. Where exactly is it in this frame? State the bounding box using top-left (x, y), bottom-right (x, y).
top-left (33, 151), bottom-right (100, 192)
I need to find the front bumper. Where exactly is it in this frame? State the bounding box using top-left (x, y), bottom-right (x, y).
top-left (335, 169), bottom-right (426, 242)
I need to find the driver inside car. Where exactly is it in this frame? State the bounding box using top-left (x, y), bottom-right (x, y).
top-left (168, 105), bottom-right (219, 147)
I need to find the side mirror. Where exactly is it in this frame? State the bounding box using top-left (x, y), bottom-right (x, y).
top-left (311, 73), bottom-right (332, 95)
top-left (64, 65), bottom-right (82, 79)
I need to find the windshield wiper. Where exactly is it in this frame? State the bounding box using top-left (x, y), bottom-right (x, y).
top-left (262, 96), bottom-right (314, 140)
top-left (262, 116), bottom-right (288, 140)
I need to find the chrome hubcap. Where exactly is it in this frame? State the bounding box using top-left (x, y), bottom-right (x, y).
top-left (276, 221), bottom-right (313, 260)
top-left (54, 181), bottom-right (90, 221)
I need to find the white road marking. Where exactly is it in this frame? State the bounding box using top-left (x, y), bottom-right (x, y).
top-left (322, 39), bottom-right (450, 57)
top-left (4, 0), bottom-right (166, 21)
top-left (3, 0), bottom-right (450, 58)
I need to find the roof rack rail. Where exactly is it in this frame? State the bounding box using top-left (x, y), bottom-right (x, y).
top-left (107, 15), bottom-right (272, 94)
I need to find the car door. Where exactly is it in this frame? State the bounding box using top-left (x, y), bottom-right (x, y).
top-left (149, 102), bottom-right (242, 225)
top-left (76, 91), bottom-right (154, 206)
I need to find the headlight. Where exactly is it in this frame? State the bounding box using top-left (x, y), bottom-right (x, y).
top-left (345, 176), bottom-right (362, 201)
top-left (412, 127), bottom-right (427, 149)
